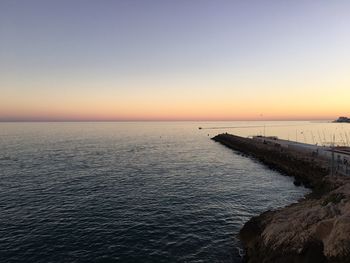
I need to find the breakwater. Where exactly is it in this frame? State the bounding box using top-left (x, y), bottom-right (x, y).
top-left (212, 133), bottom-right (350, 263)
top-left (212, 133), bottom-right (329, 193)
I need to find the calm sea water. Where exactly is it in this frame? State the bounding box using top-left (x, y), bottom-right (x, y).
top-left (1, 121), bottom-right (347, 263)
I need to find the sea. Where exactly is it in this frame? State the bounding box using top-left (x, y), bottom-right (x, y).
top-left (1, 121), bottom-right (349, 263)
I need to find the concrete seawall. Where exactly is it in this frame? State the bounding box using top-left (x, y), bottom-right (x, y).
top-left (212, 133), bottom-right (329, 193)
top-left (212, 133), bottom-right (350, 263)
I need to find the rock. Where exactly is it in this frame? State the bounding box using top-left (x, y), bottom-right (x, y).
top-left (240, 179), bottom-right (350, 262)
top-left (294, 180), bottom-right (302, 186)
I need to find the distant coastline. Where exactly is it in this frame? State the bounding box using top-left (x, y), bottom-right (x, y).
top-left (333, 116), bottom-right (350, 123)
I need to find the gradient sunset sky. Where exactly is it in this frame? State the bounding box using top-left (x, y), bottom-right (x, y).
top-left (1, 0), bottom-right (349, 121)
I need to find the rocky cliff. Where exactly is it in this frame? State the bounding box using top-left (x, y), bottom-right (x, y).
top-left (240, 176), bottom-right (350, 263)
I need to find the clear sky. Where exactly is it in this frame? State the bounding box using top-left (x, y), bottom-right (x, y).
top-left (1, 0), bottom-right (349, 121)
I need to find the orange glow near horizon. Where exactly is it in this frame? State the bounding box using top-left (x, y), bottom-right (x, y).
top-left (2, 73), bottom-right (350, 121)
top-left (1, 89), bottom-right (349, 121)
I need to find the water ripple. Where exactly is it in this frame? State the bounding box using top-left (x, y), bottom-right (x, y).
top-left (0, 122), bottom-right (309, 262)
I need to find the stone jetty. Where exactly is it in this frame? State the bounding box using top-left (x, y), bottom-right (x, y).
top-left (212, 133), bottom-right (350, 263)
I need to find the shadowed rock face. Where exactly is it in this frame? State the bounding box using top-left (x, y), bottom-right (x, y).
top-left (212, 134), bottom-right (350, 263)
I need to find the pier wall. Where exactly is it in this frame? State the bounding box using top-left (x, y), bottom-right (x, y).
top-left (212, 133), bottom-right (329, 192)
top-left (252, 135), bottom-right (350, 176)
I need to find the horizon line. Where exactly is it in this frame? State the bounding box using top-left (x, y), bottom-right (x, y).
top-left (0, 118), bottom-right (335, 123)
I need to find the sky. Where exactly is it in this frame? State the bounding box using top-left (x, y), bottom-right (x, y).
top-left (1, 0), bottom-right (349, 121)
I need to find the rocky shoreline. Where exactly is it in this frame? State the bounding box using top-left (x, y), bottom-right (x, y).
top-left (212, 133), bottom-right (350, 263)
